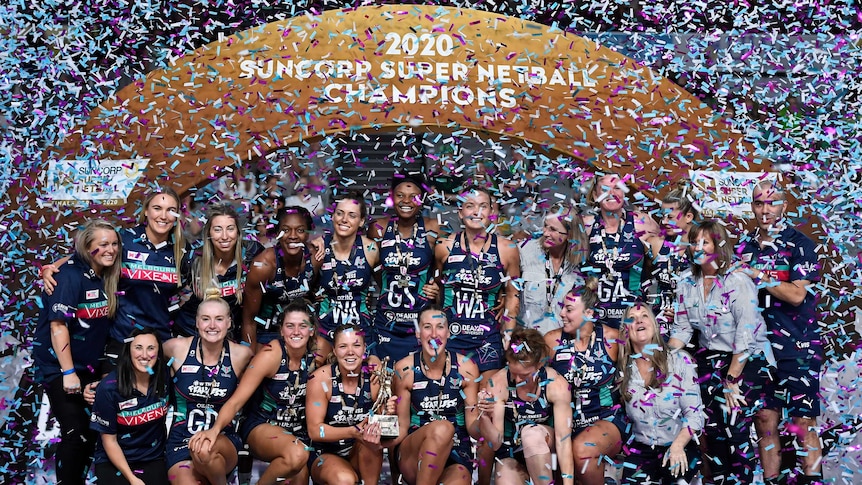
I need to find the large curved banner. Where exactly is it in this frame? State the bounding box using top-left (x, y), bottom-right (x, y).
top-left (45, 5), bottom-right (744, 208)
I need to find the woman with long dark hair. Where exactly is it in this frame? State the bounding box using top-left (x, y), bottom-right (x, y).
top-left (189, 299), bottom-right (318, 485)
top-left (34, 219), bottom-right (122, 485)
top-left (305, 324), bottom-right (395, 485)
top-left (90, 327), bottom-right (170, 484)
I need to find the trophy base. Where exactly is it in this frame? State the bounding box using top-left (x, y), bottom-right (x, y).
top-left (368, 414), bottom-right (400, 439)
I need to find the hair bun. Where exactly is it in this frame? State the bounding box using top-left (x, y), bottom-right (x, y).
top-left (204, 287), bottom-right (222, 300)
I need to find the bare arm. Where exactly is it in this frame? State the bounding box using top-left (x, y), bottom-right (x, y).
top-left (306, 366), bottom-right (363, 443)
top-left (390, 355), bottom-right (414, 448)
top-left (499, 237), bottom-right (521, 335)
top-left (548, 368), bottom-right (575, 485)
top-left (240, 250), bottom-right (276, 352)
top-left (459, 355), bottom-right (481, 440)
top-left (188, 343), bottom-right (281, 454)
top-left (476, 369), bottom-right (507, 451)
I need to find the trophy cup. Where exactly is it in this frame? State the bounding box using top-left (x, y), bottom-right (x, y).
top-left (368, 356), bottom-right (400, 439)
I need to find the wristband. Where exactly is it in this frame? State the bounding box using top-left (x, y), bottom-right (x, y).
top-left (724, 373), bottom-right (742, 385)
top-left (62, 368), bottom-right (76, 376)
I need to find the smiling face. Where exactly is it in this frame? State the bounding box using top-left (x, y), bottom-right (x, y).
top-left (280, 310), bottom-right (313, 353)
top-left (559, 292), bottom-right (593, 335)
top-left (209, 214), bottom-right (239, 255)
top-left (278, 212), bottom-right (311, 256)
top-left (417, 309), bottom-right (449, 360)
top-left (333, 328), bottom-right (366, 374)
top-left (691, 229), bottom-right (716, 268)
top-left (751, 183), bottom-right (786, 232)
top-left (391, 181), bottom-right (423, 220)
top-left (88, 228), bottom-right (120, 274)
top-left (196, 300), bottom-right (231, 344)
top-left (459, 190), bottom-right (493, 231)
top-left (624, 304), bottom-right (657, 352)
top-left (130, 333), bottom-right (159, 376)
top-left (594, 174), bottom-right (626, 213)
top-left (144, 193), bottom-right (179, 242)
top-left (541, 215), bottom-right (569, 251)
top-left (660, 202), bottom-right (694, 237)
top-left (332, 199), bottom-right (363, 238)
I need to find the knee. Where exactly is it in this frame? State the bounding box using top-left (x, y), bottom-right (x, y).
top-left (520, 426), bottom-right (551, 459)
top-left (495, 458), bottom-right (526, 484)
top-left (332, 469), bottom-right (359, 485)
top-left (190, 447), bottom-right (217, 467)
top-left (426, 420), bottom-right (456, 444)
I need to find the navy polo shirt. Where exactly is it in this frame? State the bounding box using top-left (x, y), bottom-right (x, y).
top-left (34, 254), bottom-right (112, 383)
top-left (113, 225), bottom-right (188, 342)
top-left (90, 370), bottom-right (169, 464)
top-left (737, 226), bottom-right (821, 360)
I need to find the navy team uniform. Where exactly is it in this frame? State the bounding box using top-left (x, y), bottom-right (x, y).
top-left (550, 325), bottom-right (627, 438)
top-left (34, 255), bottom-right (113, 485)
top-left (240, 341), bottom-right (314, 445)
top-left (495, 367), bottom-right (554, 461)
top-left (441, 233), bottom-right (506, 372)
top-left (90, 371), bottom-right (170, 484)
top-left (375, 218), bottom-right (434, 361)
top-left (650, 241), bottom-right (690, 336)
top-left (318, 235), bottom-right (374, 344)
top-left (738, 226), bottom-right (822, 417)
top-left (585, 212), bottom-right (647, 329)
top-left (174, 240), bottom-right (265, 338)
top-left (309, 364), bottom-right (374, 465)
top-left (167, 337), bottom-right (242, 468)
top-left (250, 246), bottom-right (315, 344)
top-left (403, 351), bottom-right (474, 471)
top-left (114, 225), bottom-right (187, 344)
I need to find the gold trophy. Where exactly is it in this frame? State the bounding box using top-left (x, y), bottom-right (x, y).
top-left (368, 356), bottom-right (400, 439)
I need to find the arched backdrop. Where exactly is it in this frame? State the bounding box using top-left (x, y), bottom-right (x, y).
top-left (39, 4), bottom-right (750, 213)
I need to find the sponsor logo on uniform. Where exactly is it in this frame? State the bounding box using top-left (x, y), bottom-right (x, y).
top-left (85, 290), bottom-right (100, 300)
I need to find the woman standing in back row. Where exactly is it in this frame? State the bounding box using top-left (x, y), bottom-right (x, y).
top-left (582, 173), bottom-right (657, 329)
top-left (368, 172), bottom-right (441, 361)
top-left (35, 219), bottom-right (122, 485)
top-left (519, 202), bottom-right (587, 335)
top-left (314, 191), bottom-right (379, 358)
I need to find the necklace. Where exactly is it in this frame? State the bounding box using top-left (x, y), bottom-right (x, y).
top-left (197, 337), bottom-right (227, 404)
top-left (335, 364), bottom-right (364, 424)
top-left (463, 232), bottom-right (490, 290)
top-left (420, 350), bottom-right (450, 421)
top-left (544, 250), bottom-right (566, 313)
top-left (393, 219), bottom-right (418, 283)
top-left (329, 237), bottom-right (358, 295)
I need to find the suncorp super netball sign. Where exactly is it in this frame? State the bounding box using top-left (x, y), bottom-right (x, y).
top-left (50, 5), bottom-right (733, 205)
